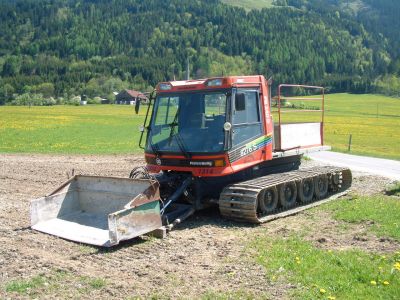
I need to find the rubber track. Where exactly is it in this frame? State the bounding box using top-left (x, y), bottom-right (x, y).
top-left (219, 166), bottom-right (352, 223)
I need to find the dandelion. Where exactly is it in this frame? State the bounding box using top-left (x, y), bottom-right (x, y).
top-left (327, 296), bottom-right (336, 300)
top-left (370, 280), bottom-right (377, 286)
top-left (383, 281), bottom-right (389, 285)
top-left (394, 262), bottom-right (400, 271)
top-left (320, 288), bottom-right (326, 294)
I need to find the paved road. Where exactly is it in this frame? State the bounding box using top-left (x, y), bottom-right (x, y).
top-left (308, 151), bottom-right (400, 180)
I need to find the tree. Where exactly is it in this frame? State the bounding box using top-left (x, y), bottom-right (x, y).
top-left (0, 83), bottom-right (15, 104)
top-left (35, 83), bottom-right (55, 98)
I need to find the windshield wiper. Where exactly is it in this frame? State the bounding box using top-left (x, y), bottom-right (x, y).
top-left (167, 107), bottom-right (191, 159)
top-left (175, 132), bottom-right (191, 159)
top-left (168, 106), bottom-right (180, 144)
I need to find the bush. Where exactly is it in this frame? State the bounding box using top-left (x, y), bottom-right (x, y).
top-left (66, 96), bottom-right (81, 106)
top-left (11, 93), bottom-right (49, 106)
top-left (87, 96), bottom-right (101, 104)
top-left (43, 97), bottom-right (56, 106)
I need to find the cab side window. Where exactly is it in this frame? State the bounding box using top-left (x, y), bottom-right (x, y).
top-left (232, 90), bottom-right (263, 146)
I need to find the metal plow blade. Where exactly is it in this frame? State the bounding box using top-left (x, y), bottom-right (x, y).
top-left (30, 175), bottom-right (162, 247)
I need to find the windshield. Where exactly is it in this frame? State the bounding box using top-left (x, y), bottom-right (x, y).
top-left (147, 91), bottom-right (227, 154)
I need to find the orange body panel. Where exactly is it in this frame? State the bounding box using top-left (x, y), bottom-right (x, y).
top-left (146, 76), bottom-right (274, 177)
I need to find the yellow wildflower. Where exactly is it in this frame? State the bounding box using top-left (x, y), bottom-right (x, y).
top-left (370, 280), bottom-right (377, 286)
top-left (383, 281), bottom-right (389, 285)
top-left (394, 262), bottom-right (400, 271)
top-left (327, 297), bottom-right (336, 300)
top-left (320, 288), bottom-right (326, 294)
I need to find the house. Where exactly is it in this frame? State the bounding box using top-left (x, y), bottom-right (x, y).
top-left (115, 90), bottom-right (148, 105)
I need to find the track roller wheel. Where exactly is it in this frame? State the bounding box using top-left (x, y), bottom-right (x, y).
top-left (258, 187), bottom-right (278, 214)
top-left (297, 177), bottom-right (314, 203)
top-left (329, 172), bottom-right (342, 192)
top-left (279, 181), bottom-right (297, 208)
top-left (314, 174), bottom-right (328, 199)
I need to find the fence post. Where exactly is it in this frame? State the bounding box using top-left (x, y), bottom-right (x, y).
top-left (348, 134), bottom-right (352, 152)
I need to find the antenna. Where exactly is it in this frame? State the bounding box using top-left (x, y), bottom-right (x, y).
top-left (267, 75), bottom-right (273, 110)
top-left (185, 57), bottom-right (190, 80)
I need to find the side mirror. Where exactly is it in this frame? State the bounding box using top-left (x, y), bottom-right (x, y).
top-left (235, 93), bottom-right (246, 111)
top-left (135, 99), bottom-right (141, 114)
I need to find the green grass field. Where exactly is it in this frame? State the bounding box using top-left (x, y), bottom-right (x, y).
top-left (274, 93), bottom-right (400, 160)
top-left (0, 105), bottom-right (147, 154)
top-left (251, 194), bottom-right (400, 299)
top-left (221, 0), bottom-right (275, 11)
top-left (0, 93), bottom-right (399, 159)
top-left (324, 93), bottom-right (400, 159)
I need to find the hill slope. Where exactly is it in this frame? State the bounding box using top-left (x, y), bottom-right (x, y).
top-left (0, 0), bottom-right (399, 103)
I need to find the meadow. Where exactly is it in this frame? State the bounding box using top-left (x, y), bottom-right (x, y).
top-left (0, 105), bottom-right (146, 154)
top-left (0, 93), bottom-right (399, 159)
top-left (221, 0), bottom-right (274, 10)
top-left (276, 93), bottom-right (400, 160)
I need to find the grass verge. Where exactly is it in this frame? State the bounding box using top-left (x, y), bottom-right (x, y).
top-left (322, 195), bottom-right (400, 240)
top-left (249, 194), bottom-right (400, 299)
top-left (3, 269), bottom-right (108, 297)
top-left (251, 237), bottom-right (400, 299)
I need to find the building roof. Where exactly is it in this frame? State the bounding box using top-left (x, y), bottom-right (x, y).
top-left (125, 89), bottom-right (148, 99)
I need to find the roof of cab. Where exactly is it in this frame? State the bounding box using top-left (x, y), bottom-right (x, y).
top-left (156, 75), bottom-right (266, 93)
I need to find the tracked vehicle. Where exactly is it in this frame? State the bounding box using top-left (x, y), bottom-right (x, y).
top-left (30, 75), bottom-right (351, 246)
top-left (134, 75), bottom-right (352, 224)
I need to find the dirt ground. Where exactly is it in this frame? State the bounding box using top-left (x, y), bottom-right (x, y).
top-left (0, 154), bottom-right (397, 299)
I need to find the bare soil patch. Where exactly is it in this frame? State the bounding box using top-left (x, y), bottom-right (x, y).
top-left (0, 154), bottom-right (397, 299)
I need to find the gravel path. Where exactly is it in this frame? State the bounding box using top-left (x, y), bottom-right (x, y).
top-left (308, 151), bottom-right (400, 180)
